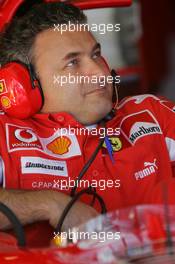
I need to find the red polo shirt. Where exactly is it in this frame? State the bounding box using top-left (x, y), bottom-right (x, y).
top-left (2, 94), bottom-right (175, 246)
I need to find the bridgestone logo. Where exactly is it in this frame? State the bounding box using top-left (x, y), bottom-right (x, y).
top-left (25, 162), bottom-right (64, 171)
top-left (130, 126), bottom-right (161, 143)
top-left (21, 157), bottom-right (68, 177)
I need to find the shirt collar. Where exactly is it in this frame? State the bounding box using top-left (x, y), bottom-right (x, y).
top-left (33, 110), bottom-right (119, 128)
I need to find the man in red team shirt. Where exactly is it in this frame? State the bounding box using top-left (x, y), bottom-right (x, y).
top-left (0, 2), bottom-right (175, 246)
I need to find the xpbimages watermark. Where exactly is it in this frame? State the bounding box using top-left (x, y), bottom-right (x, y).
top-left (53, 229), bottom-right (121, 244)
top-left (53, 21), bottom-right (121, 35)
top-left (59, 126), bottom-right (120, 139)
top-left (52, 178), bottom-right (121, 191)
top-left (53, 73), bottom-right (120, 87)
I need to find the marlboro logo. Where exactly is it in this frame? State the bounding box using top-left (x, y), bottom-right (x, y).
top-left (121, 110), bottom-right (162, 144)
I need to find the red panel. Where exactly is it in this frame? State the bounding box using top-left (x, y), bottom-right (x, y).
top-left (0, 0), bottom-right (132, 32)
top-left (139, 0), bottom-right (172, 93)
top-left (46, 0), bottom-right (132, 9)
top-left (0, 0), bottom-right (24, 31)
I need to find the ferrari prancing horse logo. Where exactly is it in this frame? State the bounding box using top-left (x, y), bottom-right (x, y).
top-left (0, 79), bottom-right (7, 94)
top-left (103, 137), bottom-right (122, 152)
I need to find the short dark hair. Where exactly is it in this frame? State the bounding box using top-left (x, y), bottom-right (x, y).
top-left (0, 2), bottom-right (87, 66)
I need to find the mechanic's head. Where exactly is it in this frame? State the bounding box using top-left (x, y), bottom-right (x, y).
top-left (0, 2), bottom-right (113, 125)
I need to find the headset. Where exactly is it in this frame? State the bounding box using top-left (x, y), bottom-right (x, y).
top-left (0, 58), bottom-right (118, 119)
top-left (0, 61), bottom-right (44, 119)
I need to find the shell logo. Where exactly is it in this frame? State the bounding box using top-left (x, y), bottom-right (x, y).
top-left (47, 136), bottom-right (71, 155)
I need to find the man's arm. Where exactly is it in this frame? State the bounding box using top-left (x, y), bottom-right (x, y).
top-left (0, 189), bottom-right (98, 231)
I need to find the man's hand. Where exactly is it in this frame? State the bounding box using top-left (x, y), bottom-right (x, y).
top-left (0, 189), bottom-right (99, 231)
top-left (48, 192), bottom-right (99, 230)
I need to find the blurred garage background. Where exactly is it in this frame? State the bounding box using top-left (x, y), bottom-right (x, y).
top-left (84, 0), bottom-right (175, 101)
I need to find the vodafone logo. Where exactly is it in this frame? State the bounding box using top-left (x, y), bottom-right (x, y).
top-left (6, 124), bottom-right (43, 152)
top-left (15, 129), bottom-right (38, 143)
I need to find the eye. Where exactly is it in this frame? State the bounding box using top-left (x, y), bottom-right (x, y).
top-left (67, 59), bottom-right (79, 67)
top-left (92, 50), bottom-right (101, 59)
